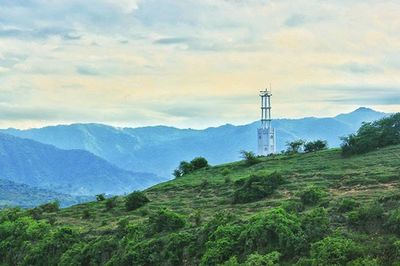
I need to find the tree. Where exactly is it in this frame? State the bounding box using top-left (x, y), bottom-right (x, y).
top-left (311, 236), bottom-right (361, 265)
top-left (105, 196), bottom-right (118, 210)
top-left (286, 140), bottom-right (305, 154)
top-left (240, 150), bottom-right (259, 166)
top-left (239, 208), bottom-right (305, 257)
top-left (148, 208), bottom-right (186, 233)
top-left (178, 161), bottom-right (193, 175)
top-left (301, 208), bottom-right (331, 243)
top-left (304, 140), bottom-right (328, 153)
top-left (190, 157), bottom-right (209, 170)
top-left (125, 191), bottom-right (150, 211)
top-left (341, 113), bottom-right (400, 156)
top-left (298, 186), bottom-right (327, 205)
top-left (233, 172), bottom-right (285, 204)
top-left (96, 194), bottom-right (106, 201)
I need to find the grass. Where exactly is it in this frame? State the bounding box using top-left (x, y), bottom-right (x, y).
top-left (48, 144), bottom-right (400, 236)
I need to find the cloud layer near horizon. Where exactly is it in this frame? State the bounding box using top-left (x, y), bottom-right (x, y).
top-left (0, 0), bottom-right (399, 129)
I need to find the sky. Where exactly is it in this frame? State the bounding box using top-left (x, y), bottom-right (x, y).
top-left (0, 0), bottom-right (399, 129)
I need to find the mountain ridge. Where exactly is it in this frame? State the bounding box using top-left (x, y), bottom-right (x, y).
top-left (0, 107), bottom-right (388, 177)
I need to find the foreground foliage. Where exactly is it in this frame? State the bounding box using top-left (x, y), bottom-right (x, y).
top-left (1, 142), bottom-right (400, 265)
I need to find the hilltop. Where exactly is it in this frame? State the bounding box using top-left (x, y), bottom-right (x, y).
top-left (2, 142), bottom-right (400, 265)
top-left (0, 107), bottom-right (387, 177)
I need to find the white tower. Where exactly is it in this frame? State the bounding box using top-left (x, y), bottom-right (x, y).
top-left (257, 88), bottom-right (276, 155)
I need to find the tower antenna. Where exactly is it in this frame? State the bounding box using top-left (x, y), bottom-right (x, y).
top-left (257, 85), bottom-right (276, 155)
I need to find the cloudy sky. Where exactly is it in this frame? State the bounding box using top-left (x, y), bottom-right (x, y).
top-left (0, 0), bottom-right (399, 129)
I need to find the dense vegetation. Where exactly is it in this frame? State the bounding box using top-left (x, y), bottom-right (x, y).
top-left (341, 113), bottom-right (400, 156)
top-left (1, 114), bottom-right (400, 265)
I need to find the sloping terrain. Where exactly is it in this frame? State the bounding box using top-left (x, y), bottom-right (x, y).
top-left (0, 107), bottom-right (387, 176)
top-left (0, 179), bottom-right (92, 208)
top-left (0, 133), bottom-right (162, 196)
top-left (1, 144), bottom-right (399, 265)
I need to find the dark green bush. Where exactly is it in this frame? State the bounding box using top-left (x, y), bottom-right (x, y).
top-left (310, 236), bottom-right (361, 265)
top-left (347, 202), bottom-right (384, 231)
top-left (301, 208), bottom-right (331, 243)
top-left (148, 208), bottom-right (186, 233)
top-left (125, 191), bottom-right (150, 211)
top-left (82, 209), bottom-right (91, 219)
top-left (285, 139), bottom-right (305, 154)
top-left (96, 194), bottom-right (106, 201)
top-left (240, 150), bottom-right (260, 166)
top-left (385, 209), bottom-right (400, 235)
top-left (233, 172), bottom-right (285, 204)
top-left (173, 157), bottom-right (209, 177)
top-left (105, 196), bottom-right (118, 210)
top-left (239, 207), bottom-right (305, 257)
top-left (304, 140), bottom-right (328, 153)
top-left (337, 197), bottom-right (359, 213)
top-left (190, 157), bottom-right (209, 170)
top-left (38, 201), bottom-right (60, 213)
top-left (298, 186), bottom-right (327, 205)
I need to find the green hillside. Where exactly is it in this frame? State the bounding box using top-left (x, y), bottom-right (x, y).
top-left (1, 143), bottom-right (400, 265)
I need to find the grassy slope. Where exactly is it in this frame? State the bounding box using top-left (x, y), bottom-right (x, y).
top-left (53, 144), bottom-right (400, 233)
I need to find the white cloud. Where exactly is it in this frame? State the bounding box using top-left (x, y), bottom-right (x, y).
top-left (0, 0), bottom-right (399, 128)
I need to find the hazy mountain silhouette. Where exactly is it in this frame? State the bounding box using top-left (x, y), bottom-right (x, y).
top-left (1, 107), bottom-right (387, 177)
top-left (0, 133), bottom-right (162, 196)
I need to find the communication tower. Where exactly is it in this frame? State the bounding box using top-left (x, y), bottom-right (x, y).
top-left (257, 88), bottom-right (276, 155)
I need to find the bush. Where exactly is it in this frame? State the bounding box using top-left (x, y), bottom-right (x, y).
top-left (233, 172), bottom-right (285, 204)
top-left (239, 207), bottom-right (305, 257)
top-left (190, 157), bottom-right (209, 170)
top-left (337, 197), bottom-right (359, 213)
top-left (148, 208), bottom-right (186, 233)
top-left (200, 224), bottom-right (242, 265)
top-left (105, 196), bottom-right (117, 210)
top-left (244, 251), bottom-right (281, 266)
top-left (298, 186), bottom-right (327, 206)
top-left (96, 194), bottom-right (106, 201)
top-left (38, 201), bottom-right (60, 213)
top-left (286, 140), bottom-right (305, 154)
top-left (347, 202), bottom-right (384, 230)
top-left (301, 208), bottom-right (331, 243)
top-left (82, 209), bottom-right (91, 219)
top-left (240, 150), bottom-right (260, 166)
top-left (173, 157), bottom-right (209, 177)
top-left (385, 208), bottom-right (400, 235)
top-left (304, 140), bottom-right (328, 153)
top-left (125, 191), bottom-right (150, 211)
top-left (341, 113), bottom-right (400, 156)
top-left (310, 236), bottom-right (361, 265)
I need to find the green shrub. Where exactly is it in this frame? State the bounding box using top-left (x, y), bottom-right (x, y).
top-left (310, 236), bottom-right (361, 265)
top-left (337, 197), bottom-right (359, 213)
top-left (304, 140), bottom-right (328, 153)
top-left (148, 208), bottom-right (186, 233)
top-left (285, 140), bottom-right (305, 154)
top-left (200, 224), bottom-right (242, 265)
top-left (385, 208), bottom-right (400, 235)
top-left (96, 194), bottom-right (106, 201)
top-left (239, 207), bottom-right (305, 257)
top-left (347, 202), bottom-right (384, 230)
top-left (82, 209), bottom-right (91, 219)
top-left (244, 251), bottom-right (281, 266)
top-left (301, 208), bottom-right (331, 243)
top-left (298, 186), bottom-right (327, 205)
top-left (105, 196), bottom-right (117, 210)
top-left (125, 191), bottom-right (150, 211)
top-left (190, 157), bottom-right (209, 170)
top-left (173, 157), bottom-right (209, 177)
top-left (233, 172), bottom-right (285, 204)
top-left (38, 201), bottom-right (60, 213)
top-left (240, 150), bottom-right (260, 166)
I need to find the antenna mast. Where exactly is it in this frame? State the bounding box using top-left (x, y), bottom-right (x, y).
top-left (257, 87), bottom-right (276, 155)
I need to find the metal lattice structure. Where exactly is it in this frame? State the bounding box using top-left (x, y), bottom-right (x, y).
top-left (257, 88), bottom-right (276, 155)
